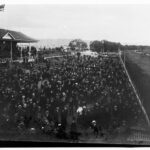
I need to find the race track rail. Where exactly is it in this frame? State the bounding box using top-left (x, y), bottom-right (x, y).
top-left (119, 52), bottom-right (150, 127)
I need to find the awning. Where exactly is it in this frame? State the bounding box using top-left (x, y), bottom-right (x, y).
top-left (0, 29), bottom-right (38, 43)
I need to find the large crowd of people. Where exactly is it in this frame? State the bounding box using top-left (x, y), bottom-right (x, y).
top-left (0, 54), bottom-right (147, 140)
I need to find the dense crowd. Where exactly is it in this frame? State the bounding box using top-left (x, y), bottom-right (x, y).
top-left (0, 54), bottom-right (146, 140)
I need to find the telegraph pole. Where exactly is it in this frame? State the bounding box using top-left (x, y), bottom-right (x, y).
top-left (124, 49), bottom-right (126, 67)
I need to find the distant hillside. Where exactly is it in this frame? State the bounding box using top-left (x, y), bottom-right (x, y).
top-left (32, 39), bottom-right (72, 49)
top-left (32, 39), bottom-right (90, 49)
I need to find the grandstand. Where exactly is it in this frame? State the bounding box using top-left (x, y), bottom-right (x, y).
top-left (0, 29), bottom-right (38, 62)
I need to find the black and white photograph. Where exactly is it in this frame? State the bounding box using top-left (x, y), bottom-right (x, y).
top-left (0, 0), bottom-right (150, 146)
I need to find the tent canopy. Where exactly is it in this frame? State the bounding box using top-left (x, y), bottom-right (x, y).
top-left (0, 29), bottom-right (38, 43)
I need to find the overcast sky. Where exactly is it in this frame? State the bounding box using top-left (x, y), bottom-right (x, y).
top-left (1, 4), bottom-right (150, 45)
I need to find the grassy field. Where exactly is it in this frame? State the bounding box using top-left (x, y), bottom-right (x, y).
top-left (125, 51), bottom-right (150, 118)
top-left (143, 49), bottom-right (150, 54)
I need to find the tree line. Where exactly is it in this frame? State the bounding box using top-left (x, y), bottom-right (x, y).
top-left (68, 39), bottom-right (150, 52)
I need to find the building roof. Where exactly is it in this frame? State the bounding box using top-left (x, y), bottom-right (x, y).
top-left (0, 29), bottom-right (38, 43)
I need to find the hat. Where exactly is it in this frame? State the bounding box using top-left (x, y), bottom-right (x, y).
top-left (62, 92), bottom-right (66, 96)
top-left (22, 95), bottom-right (25, 99)
top-left (92, 120), bottom-right (96, 123)
top-left (23, 103), bottom-right (27, 108)
top-left (83, 106), bottom-right (86, 109)
top-left (18, 105), bottom-right (22, 109)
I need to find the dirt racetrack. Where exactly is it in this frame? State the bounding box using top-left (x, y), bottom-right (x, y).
top-left (125, 51), bottom-right (150, 118)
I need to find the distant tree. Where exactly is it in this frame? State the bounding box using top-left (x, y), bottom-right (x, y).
top-left (90, 40), bottom-right (103, 53)
top-left (68, 39), bottom-right (87, 51)
top-left (90, 40), bottom-right (122, 52)
top-left (103, 40), bottom-right (121, 52)
top-left (121, 45), bottom-right (149, 51)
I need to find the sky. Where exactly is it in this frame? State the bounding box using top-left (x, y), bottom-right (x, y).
top-left (1, 3), bottom-right (150, 45)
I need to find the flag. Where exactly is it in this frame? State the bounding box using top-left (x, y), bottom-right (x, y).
top-left (0, 4), bottom-right (5, 11)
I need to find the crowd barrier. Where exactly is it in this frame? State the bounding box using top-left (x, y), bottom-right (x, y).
top-left (0, 56), bottom-right (36, 64)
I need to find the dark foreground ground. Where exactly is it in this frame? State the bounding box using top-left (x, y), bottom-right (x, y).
top-left (1, 127), bottom-right (150, 146)
top-left (125, 51), bottom-right (150, 118)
